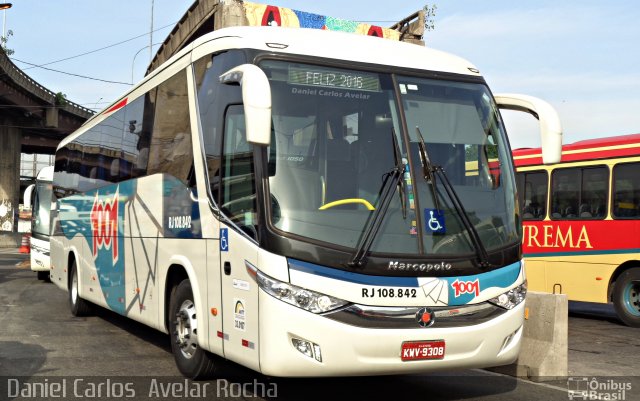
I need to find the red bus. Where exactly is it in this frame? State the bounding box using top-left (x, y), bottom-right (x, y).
top-left (514, 133), bottom-right (640, 326)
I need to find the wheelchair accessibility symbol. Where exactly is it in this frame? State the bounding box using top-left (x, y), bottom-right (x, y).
top-left (220, 228), bottom-right (229, 252)
top-left (424, 209), bottom-right (445, 234)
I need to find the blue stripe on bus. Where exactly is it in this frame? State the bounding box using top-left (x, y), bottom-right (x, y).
top-left (443, 260), bottom-right (521, 305)
top-left (524, 248), bottom-right (640, 258)
top-left (288, 259), bottom-right (522, 299)
top-left (288, 259), bottom-right (421, 287)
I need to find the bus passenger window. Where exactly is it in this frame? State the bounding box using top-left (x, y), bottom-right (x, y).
top-left (613, 162), bottom-right (640, 218)
top-left (516, 171), bottom-right (548, 220)
top-left (220, 105), bottom-right (258, 240)
top-left (147, 70), bottom-right (194, 188)
top-left (551, 166), bottom-right (608, 220)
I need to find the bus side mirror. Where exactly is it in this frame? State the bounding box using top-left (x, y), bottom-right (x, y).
top-left (220, 64), bottom-right (272, 146)
top-left (23, 184), bottom-right (35, 210)
top-left (494, 93), bottom-right (562, 164)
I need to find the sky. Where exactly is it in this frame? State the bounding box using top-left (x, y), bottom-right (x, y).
top-left (5, 0), bottom-right (640, 149)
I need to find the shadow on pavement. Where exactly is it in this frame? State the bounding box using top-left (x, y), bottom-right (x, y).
top-left (568, 301), bottom-right (622, 325)
top-left (0, 341), bottom-right (48, 400)
top-left (91, 305), bottom-right (173, 355)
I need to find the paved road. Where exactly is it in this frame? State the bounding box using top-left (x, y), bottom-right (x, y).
top-left (567, 301), bottom-right (640, 377)
top-left (0, 250), bottom-right (638, 401)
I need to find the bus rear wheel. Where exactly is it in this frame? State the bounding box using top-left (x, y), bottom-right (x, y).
top-left (169, 279), bottom-right (217, 379)
top-left (613, 268), bottom-right (640, 327)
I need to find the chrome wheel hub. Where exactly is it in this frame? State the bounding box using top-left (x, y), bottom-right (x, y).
top-left (175, 300), bottom-right (198, 359)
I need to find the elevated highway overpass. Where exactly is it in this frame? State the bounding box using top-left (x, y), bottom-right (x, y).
top-left (0, 49), bottom-right (93, 246)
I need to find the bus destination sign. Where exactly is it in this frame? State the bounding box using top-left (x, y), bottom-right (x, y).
top-left (288, 67), bottom-right (381, 92)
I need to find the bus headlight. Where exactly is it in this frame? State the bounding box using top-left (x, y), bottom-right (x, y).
top-left (488, 281), bottom-right (527, 310)
top-left (245, 262), bottom-right (349, 313)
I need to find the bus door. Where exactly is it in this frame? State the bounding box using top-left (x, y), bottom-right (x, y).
top-left (219, 105), bottom-right (260, 370)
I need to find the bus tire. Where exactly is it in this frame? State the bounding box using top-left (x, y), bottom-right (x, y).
top-left (613, 268), bottom-right (640, 327)
top-left (37, 271), bottom-right (50, 281)
top-left (169, 279), bottom-right (217, 379)
top-left (69, 261), bottom-right (92, 317)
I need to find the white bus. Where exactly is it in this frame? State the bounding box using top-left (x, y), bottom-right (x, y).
top-left (50, 25), bottom-right (561, 378)
top-left (26, 166), bottom-right (54, 280)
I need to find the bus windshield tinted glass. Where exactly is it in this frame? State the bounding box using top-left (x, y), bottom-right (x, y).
top-left (261, 60), bottom-right (518, 256)
top-left (33, 181), bottom-right (52, 236)
top-left (399, 77), bottom-right (519, 255)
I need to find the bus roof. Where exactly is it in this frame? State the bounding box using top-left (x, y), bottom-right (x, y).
top-left (68, 25), bottom-right (482, 144)
top-left (513, 133), bottom-right (640, 167)
top-left (187, 26), bottom-right (481, 77)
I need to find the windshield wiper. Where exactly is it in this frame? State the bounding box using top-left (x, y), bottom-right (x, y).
top-left (349, 131), bottom-right (405, 268)
top-left (392, 129), bottom-right (408, 220)
top-left (415, 127), bottom-right (492, 269)
top-left (416, 128), bottom-right (441, 213)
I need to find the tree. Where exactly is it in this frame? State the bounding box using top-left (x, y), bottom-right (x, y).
top-left (424, 4), bottom-right (437, 32)
top-left (55, 92), bottom-right (67, 106)
top-left (1, 29), bottom-right (14, 55)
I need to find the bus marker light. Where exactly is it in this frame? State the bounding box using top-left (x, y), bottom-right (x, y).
top-left (211, 307), bottom-right (218, 316)
top-left (312, 344), bottom-right (322, 362)
top-left (596, 277), bottom-right (603, 281)
top-left (135, 288), bottom-right (141, 293)
top-left (524, 307), bottom-right (530, 320)
top-left (292, 338), bottom-right (322, 361)
top-left (217, 331), bottom-right (223, 338)
top-left (500, 333), bottom-right (515, 352)
top-left (293, 339), bottom-right (311, 358)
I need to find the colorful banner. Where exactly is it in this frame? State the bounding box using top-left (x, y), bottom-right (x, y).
top-left (242, 2), bottom-right (401, 41)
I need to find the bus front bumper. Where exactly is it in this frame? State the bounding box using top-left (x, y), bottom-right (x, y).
top-left (258, 291), bottom-right (524, 377)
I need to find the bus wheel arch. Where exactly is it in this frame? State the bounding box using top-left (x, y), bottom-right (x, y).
top-left (164, 265), bottom-right (189, 332)
top-left (608, 261), bottom-right (640, 300)
top-left (164, 264), bottom-right (217, 379)
top-left (66, 250), bottom-right (79, 291)
top-left (609, 262), bottom-right (640, 327)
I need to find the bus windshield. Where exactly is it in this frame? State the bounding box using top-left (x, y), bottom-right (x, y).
top-left (261, 60), bottom-right (519, 258)
top-left (33, 180), bottom-right (52, 237)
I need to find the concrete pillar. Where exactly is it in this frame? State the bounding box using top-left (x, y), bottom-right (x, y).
top-left (489, 291), bottom-right (568, 381)
top-left (0, 121), bottom-right (21, 247)
top-left (45, 107), bottom-right (59, 128)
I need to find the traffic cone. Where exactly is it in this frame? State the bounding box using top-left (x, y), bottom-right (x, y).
top-left (19, 233), bottom-right (30, 254)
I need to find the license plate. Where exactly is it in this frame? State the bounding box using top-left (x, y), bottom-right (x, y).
top-left (401, 340), bottom-right (445, 361)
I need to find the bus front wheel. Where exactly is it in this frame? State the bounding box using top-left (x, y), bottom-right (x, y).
top-left (169, 279), bottom-right (217, 379)
top-left (613, 268), bottom-right (640, 327)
